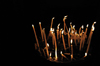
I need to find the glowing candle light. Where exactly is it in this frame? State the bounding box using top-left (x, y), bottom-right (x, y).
top-left (84, 52), bottom-right (87, 57)
top-left (32, 24), bottom-right (41, 53)
top-left (50, 17), bottom-right (55, 29)
top-left (82, 24), bottom-right (89, 48)
top-left (39, 22), bottom-right (43, 41)
top-left (62, 30), bottom-right (66, 50)
top-left (86, 24), bottom-right (95, 54)
top-left (70, 39), bottom-right (73, 60)
top-left (47, 43), bottom-right (49, 47)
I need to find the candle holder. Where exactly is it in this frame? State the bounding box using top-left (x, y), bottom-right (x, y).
top-left (32, 15), bottom-right (96, 63)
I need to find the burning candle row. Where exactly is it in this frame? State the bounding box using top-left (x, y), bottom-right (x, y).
top-left (32, 15), bottom-right (96, 62)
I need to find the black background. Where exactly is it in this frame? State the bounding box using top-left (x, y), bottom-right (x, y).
top-left (2, 0), bottom-right (100, 66)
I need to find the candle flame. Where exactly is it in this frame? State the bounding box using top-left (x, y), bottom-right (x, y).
top-left (47, 43), bottom-right (49, 47)
top-left (85, 52), bottom-right (87, 56)
top-left (92, 25), bottom-right (95, 31)
top-left (52, 17), bottom-right (55, 19)
top-left (82, 25), bottom-right (84, 29)
top-left (71, 39), bottom-right (73, 44)
top-left (50, 52), bottom-right (51, 57)
top-left (75, 31), bottom-right (77, 34)
top-left (60, 51), bottom-right (62, 54)
top-left (39, 22), bottom-right (41, 24)
top-left (86, 24), bottom-right (89, 27)
top-left (57, 26), bottom-right (59, 29)
top-left (69, 28), bottom-right (70, 32)
top-left (32, 24), bottom-right (34, 27)
top-left (70, 22), bottom-right (72, 24)
top-left (73, 25), bottom-right (75, 28)
top-left (72, 30), bottom-right (74, 34)
top-left (58, 23), bottom-right (60, 26)
top-left (94, 22), bottom-right (96, 24)
top-left (62, 30), bottom-right (64, 34)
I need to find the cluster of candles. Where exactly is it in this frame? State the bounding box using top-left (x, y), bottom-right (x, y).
top-left (32, 15), bottom-right (96, 62)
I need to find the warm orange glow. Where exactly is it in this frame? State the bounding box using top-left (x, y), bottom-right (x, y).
top-left (55, 48), bottom-right (57, 60)
top-left (71, 39), bottom-right (73, 44)
top-left (69, 28), bottom-right (70, 32)
top-left (85, 52), bottom-right (87, 56)
top-left (94, 22), bottom-right (96, 24)
top-left (70, 22), bottom-right (72, 24)
top-left (47, 43), bottom-right (49, 47)
top-left (52, 17), bottom-right (55, 19)
top-left (60, 51), bottom-right (62, 54)
top-left (50, 52), bottom-right (51, 57)
top-left (32, 16), bottom-right (96, 62)
top-left (39, 22), bottom-right (41, 24)
top-left (62, 30), bottom-right (64, 34)
top-left (73, 25), bottom-right (75, 28)
top-left (82, 25), bottom-right (84, 29)
top-left (86, 24), bottom-right (89, 27)
top-left (92, 25), bottom-right (95, 31)
top-left (32, 24), bottom-right (34, 27)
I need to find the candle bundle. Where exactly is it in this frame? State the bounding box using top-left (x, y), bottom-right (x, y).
top-left (32, 15), bottom-right (96, 63)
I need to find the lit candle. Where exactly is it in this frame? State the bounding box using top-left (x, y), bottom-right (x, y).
top-left (62, 30), bottom-right (67, 50)
top-left (70, 39), bottom-right (73, 60)
top-left (86, 24), bottom-right (95, 54)
top-left (60, 51), bottom-right (63, 61)
top-left (63, 15), bottom-right (68, 33)
top-left (60, 51), bottom-right (68, 60)
top-left (60, 28), bottom-right (62, 39)
top-left (39, 22), bottom-right (44, 41)
top-left (43, 28), bottom-right (49, 57)
top-left (49, 52), bottom-right (53, 60)
top-left (82, 24), bottom-right (89, 48)
top-left (79, 25), bottom-right (84, 51)
top-left (54, 33), bottom-right (58, 60)
top-left (50, 17), bottom-right (55, 29)
top-left (32, 24), bottom-right (41, 53)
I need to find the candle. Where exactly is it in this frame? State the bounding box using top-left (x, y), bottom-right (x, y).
top-left (39, 22), bottom-right (43, 41)
top-left (54, 33), bottom-right (58, 60)
top-left (79, 25), bottom-right (84, 51)
top-left (74, 31), bottom-right (77, 46)
top-left (70, 39), bottom-right (73, 60)
top-left (86, 25), bottom-right (95, 54)
top-left (32, 25), bottom-right (41, 53)
top-left (60, 51), bottom-right (63, 61)
top-left (57, 29), bottom-right (59, 40)
top-left (50, 17), bottom-right (55, 29)
top-left (42, 49), bottom-right (46, 57)
top-left (60, 51), bottom-right (68, 60)
top-left (49, 52), bottom-right (53, 60)
top-left (65, 22), bottom-right (69, 33)
top-left (43, 28), bottom-right (49, 57)
top-left (68, 31), bottom-right (70, 48)
top-left (82, 24), bottom-right (89, 48)
top-left (62, 30), bottom-right (67, 50)
top-left (60, 28), bottom-right (62, 39)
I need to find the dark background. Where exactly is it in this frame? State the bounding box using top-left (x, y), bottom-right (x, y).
top-left (2, 0), bottom-right (100, 66)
